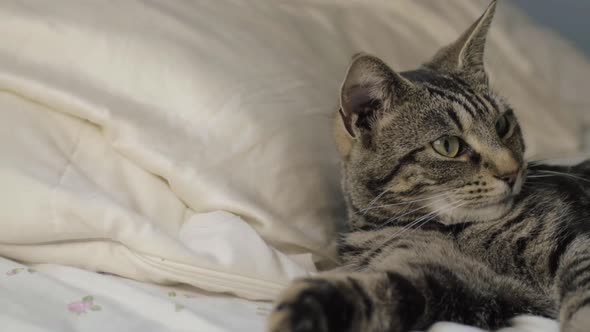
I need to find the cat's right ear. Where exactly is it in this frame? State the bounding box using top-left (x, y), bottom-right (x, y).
top-left (339, 54), bottom-right (413, 138)
top-left (337, 54), bottom-right (413, 156)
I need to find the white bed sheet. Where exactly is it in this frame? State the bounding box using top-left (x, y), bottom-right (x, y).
top-left (0, 256), bottom-right (559, 332)
top-left (1, 256), bottom-right (271, 332)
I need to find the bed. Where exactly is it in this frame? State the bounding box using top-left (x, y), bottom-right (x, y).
top-left (1, 1), bottom-right (588, 331)
top-left (1, 255), bottom-right (560, 332)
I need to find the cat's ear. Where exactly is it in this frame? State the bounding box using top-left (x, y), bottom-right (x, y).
top-left (339, 53), bottom-right (413, 139)
top-left (426, 0), bottom-right (497, 84)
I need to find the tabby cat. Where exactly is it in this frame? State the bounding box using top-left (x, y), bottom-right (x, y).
top-left (267, 1), bottom-right (590, 331)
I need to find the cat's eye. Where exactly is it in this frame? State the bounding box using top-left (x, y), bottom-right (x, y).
top-left (495, 114), bottom-right (511, 138)
top-left (432, 136), bottom-right (462, 158)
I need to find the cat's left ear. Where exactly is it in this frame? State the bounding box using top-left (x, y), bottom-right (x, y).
top-left (426, 0), bottom-right (497, 84)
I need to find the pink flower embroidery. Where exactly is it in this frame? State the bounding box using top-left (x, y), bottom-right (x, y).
top-left (6, 267), bottom-right (36, 276)
top-left (67, 296), bottom-right (102, 315)
top-left (6, 268), bottom-right (24, 276)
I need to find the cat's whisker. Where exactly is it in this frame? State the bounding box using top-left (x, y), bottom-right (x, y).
top-left (522, 181), bottom-right (557, 188)
top-left (348, 201), bottom-right (467, 272)
top-left (398, 201), bottom-right (469, 238)
top-left (374, 198), bottom-right (451, 229)
top-left (527, 156), bottom-right (581, 165)
top-left (398, 201), bottom-right (469, 236)
top-left (360, 190), bottom-right (456, 213)
top-left (380, 211), bottom-right (432, 237)
top-left (533, 170), bottom-right (590, 183)
top-left (527, 159), bottom-right (557, 166)
top-left (380, 200), bottom-right (465, 239)
top-left (361, 189), bottom-right (391, 216)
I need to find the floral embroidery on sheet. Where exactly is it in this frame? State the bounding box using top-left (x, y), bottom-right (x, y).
top-left (6, 268), bottom-right (24, 276)
top-left (167, 291), bottom-right (186, 312)
top-left (67, 296), bottom-right (102, 315)
top-left (6, 267), bottom-right (36, 276)
top-left (168, 291), bottom-right (198, 299)
top-left (256, 305), bottom-right (273, 317)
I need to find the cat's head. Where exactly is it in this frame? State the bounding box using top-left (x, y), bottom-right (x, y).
top-left (336, 1), bottom-right (525, 225)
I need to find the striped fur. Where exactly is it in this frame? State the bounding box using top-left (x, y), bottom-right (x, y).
top-left (268, 2), bottom-right (590, 332)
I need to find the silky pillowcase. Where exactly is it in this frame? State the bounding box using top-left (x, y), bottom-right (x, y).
top-left (0, 0), bottom-right (586, 267)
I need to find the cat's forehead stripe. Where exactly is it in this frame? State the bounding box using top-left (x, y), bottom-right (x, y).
top-left (423, 84), bottom-right (477, 118)
top-left (445, 107), bottom-right (464, 131)
top-left (402, 69), bottom-right (502, 121)
top-left (423, 84), bottom-right (501, 125)
top-left (443, 78), bottom-right (493, 116)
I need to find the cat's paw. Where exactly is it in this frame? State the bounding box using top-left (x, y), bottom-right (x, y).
top-left (267, 278), bottom-right (356, 332)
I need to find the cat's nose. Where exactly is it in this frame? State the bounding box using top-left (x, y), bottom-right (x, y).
top-left (495, 171), bottom-right (518, 187)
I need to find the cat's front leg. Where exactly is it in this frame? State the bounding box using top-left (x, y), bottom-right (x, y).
top-left (554, 237), bottom-right (590, 332)
top-left (268, 255), bottom-right (555, 332)
top-left (267, 273), bottom-right (424, 332)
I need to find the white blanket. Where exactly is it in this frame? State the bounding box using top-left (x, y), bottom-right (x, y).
top-left (0, 87), bottom-right (317, 300)
top-left (0, 1), bottom-right (328, 301)
top-left (0, 88), bottom-right (315, 300)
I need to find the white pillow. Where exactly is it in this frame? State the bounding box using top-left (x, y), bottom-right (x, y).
top-left (0, 0), bottom-right (586, 276)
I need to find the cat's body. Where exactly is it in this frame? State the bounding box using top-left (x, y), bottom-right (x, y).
top-left (268, 2), bottom-right (590, 331)
top-left (338, 162), bottom-right (590, 330)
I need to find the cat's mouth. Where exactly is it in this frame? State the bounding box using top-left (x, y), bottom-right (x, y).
top-left (463, 171), bottom-right (524, 210)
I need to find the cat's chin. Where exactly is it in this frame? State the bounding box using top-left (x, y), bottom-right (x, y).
top-left (439, 198), bottom-right (515, 224)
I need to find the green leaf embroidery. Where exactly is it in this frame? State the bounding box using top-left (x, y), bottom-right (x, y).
top-left (82, 296), bottom-right (93, 302)
top-left (90, 305), bottom-right (102, 311)
top-left (175, 304), bottom-right (184, 312)
top-left (8, 268), bottom-right (24, 275)
top-left (27, 268), bottom-right (36, 273)
top-left (168, 291), bottom-right (176, 297)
